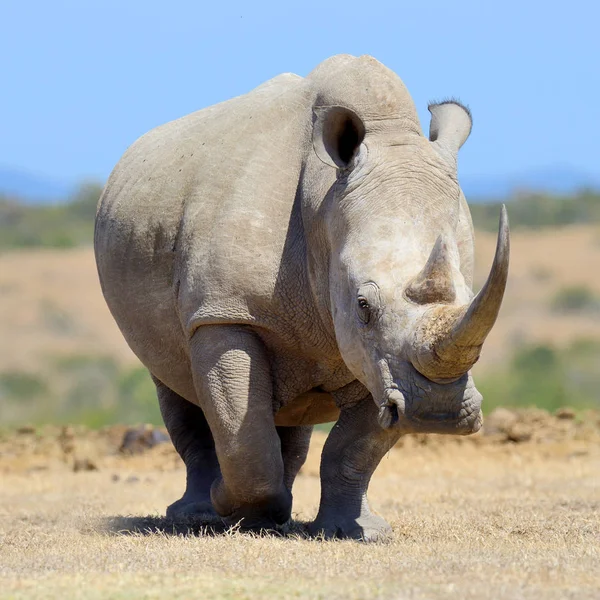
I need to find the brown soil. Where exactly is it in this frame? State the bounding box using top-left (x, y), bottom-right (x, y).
top-left (2, 407), bottom-right (599, 475)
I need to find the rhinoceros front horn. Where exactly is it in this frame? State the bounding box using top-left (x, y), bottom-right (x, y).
top-left (411, 206), bottom-right (510, 381)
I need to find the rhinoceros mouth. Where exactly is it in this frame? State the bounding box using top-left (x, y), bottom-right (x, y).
top-left (376, 376), bottom-right (482, 434)
top-left (377, 392), bottom-right (481, 434)
top-left (405, 407), bottom-right (482, 435)
top-left (412, 411), bottom-right (460, 422)
top-left (377, 399), bottom-right (480, 434)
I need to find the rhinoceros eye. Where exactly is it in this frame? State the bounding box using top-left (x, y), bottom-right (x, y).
top-left (357, 296), bottom-right (371, 324)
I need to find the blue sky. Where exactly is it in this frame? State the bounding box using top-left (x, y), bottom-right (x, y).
top-left (1, 0), bottom-right (598, 184)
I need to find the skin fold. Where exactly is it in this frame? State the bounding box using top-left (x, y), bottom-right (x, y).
top-left (94, 54), bottom-right (509, 541)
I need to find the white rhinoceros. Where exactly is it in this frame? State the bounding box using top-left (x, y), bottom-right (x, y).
top-left (94, 54), bottom-right (509, 540)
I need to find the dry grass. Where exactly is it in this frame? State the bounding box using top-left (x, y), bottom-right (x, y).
top-left (2, 225), bottom-right (600, 377)
top-left (1, 428), bottom-right (599, 599)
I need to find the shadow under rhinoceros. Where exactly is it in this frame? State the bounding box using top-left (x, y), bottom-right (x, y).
top-left (100, 515), bottom-right (312, 539)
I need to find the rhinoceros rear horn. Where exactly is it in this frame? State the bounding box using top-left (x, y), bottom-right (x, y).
top-left (313, 105), bottom-right (365, 169)
top-left (412, 206), bottom-right (510, 381)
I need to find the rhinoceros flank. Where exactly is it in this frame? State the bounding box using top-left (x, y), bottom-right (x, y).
top-left (94, 54), bottom-right (510, 541)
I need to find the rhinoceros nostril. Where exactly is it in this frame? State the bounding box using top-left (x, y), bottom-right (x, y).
top-left (377, 389), bottom-right (406, 429)
top-left (378, 402), bottom-right (399, 429)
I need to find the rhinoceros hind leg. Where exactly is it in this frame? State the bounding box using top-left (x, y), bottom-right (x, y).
top-left (190, 326), bottom-right (292, 530)
top-left (277, 425), bottom-right (313, 492)
top-left (308, 398), bottom-right (400, 542)
top-left (153, 376), bottom-right (220, 520)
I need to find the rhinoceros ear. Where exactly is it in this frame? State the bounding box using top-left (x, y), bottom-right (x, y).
top-left (313, 106), bottom-right (366, 169)
top-left (428, 100), bottom-right (472, 169)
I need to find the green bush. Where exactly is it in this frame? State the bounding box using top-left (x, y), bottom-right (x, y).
top-left (478, 341), bottom-right (600, 413)
top-left (0, 182), bottom-right (102, 250)
top-left (0, 372), bottom-right (48, 403)
top-left (550, 285), bottom-right (599, 314)
top-left (116, 366), bottom-right (163, 425)
top-left (0, 354), bottom-right (162, 428)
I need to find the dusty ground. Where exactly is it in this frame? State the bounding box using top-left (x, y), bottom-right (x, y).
top-left (1, 224), bottom-right (600, 376)
top-left (1, 410), bottom-right (599, 599)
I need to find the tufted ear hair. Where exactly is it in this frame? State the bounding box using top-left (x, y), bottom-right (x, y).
top-left (312, 105), bottom-right (366, 169)
top-left (428, 100), bottom-right (472, 170)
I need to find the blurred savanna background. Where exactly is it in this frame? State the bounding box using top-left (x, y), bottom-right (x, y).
top-left (1, 3), bottom-right (599, 599)
top-left (2, 177), bottom-right (600, 427)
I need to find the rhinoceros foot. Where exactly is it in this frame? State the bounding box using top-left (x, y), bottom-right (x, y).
top-left (308, 513), bottom-right (393, 542)
top-left (219, 492), bottom-right (293, 532)
top-left (209, 483), bottom-right (291, 532)
top-left (166, 496), bottom-right (217, 521)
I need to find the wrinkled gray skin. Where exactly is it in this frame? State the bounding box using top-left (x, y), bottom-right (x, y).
top-left (95, 55), bottom-right (510, 541)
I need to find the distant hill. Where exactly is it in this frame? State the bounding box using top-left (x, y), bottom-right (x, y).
top-left (0, 166), bottom-right (74, 203)
top-left (461, 166), bottom-right (600, 202)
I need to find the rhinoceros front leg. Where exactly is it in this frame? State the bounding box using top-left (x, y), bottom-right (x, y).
top-left (153, 376), bottom-right (220, 520)
top-left (309, 397), bottom-right (400, 541)
top-left (189, 325), bottom-right (291, 529)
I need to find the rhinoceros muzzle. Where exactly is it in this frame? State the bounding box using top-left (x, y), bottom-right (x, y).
top-left (373, 206), bottom-right (508, 434)
top-left (377, 375), bottom-right (483, 435)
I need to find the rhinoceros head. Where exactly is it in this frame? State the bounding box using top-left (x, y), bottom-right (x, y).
top-left (313, 100), bottom-right (509, 434)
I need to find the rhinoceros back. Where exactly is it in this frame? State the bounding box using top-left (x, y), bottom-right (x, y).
top-left (94, 72), bottom-right (309, 399)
